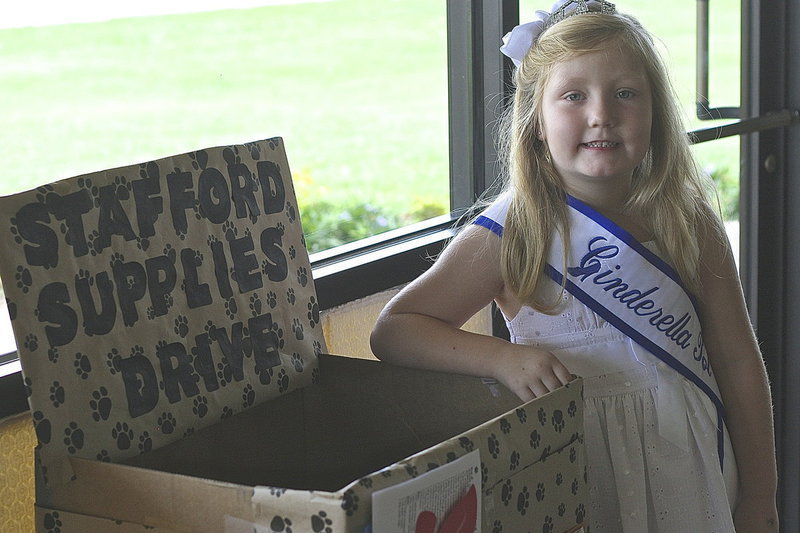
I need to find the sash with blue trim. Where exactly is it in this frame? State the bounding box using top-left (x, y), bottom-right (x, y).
top-left (475, 194), bottom-right (727, 470)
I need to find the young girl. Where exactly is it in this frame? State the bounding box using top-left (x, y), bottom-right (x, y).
top-left (370, 1), bottom-right (779, 531)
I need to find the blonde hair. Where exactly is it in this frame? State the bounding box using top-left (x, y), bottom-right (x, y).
top-left (497, 11), bottom-right (719, 311)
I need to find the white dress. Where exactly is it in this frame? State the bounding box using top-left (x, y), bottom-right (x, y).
top-left (478, 195), bottom-right (739, 532)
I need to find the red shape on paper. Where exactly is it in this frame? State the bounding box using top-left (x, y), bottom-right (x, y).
top-left (439, 484), bottom-right (478, 533)
top-left (415, 510), bottom-right (437, 533)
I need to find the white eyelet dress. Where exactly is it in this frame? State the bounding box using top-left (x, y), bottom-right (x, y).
top-left (477, 195), bottom-right (739, 532)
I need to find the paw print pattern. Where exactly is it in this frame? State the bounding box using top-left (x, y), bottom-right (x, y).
top-left (542, 515), bottom-right (554, 533)
top-left (459, 436), bottom-right (475, 452)
top-left (499, 418), bottom-right (512, 434)
top-left (515, 408), bottom-right (527, 424)
top-left (537, 407), bottom-right (547, 426)
top-left (49, 381), bottom-right (65, 407)
top-left (112, 422), bottom-right (134, 450)
top-left (277, 369), bottom-right (289, 393)
top-left (138, 431), bottom-right (153, 453)
top-left (63, 422), bottom-right (85, 454)
top-left (250, 294), bottom-right (263, 315)
top-left (73, 352), bottom-right (92, 379)
top-left (492, 519), bottom-right (503, 533)
top-left (568, 399), bottom-right (578, 417)
top-left (500, 480), bottom-right (514, 506)
top-left (193, 396), bottom-right (209, 418)
top-left (157, 412), bottom-right (177, 434)
top-left (552, 409), bottom-right (565, 432)
top-left (292, 318), bottom-right (304, 340)
top-left (47, 346), bottom-right (59, 363)
top-left (509, 450), bottom-right (520, 470)
top-left (341, 489), bottom-right (359, 516)
top-left (42, 511), bottom-right (63, 533)
top-left (90, 387), bottom-right (112, 421)
top-left (174, 315), bottom-right (189, 338)
top-left (517, 486), bottom-right (531, 516)
top-left (242, 384), bottom-right (256, 408)
top-left (106, 349), bottom-right (121, 375)
top-left (487, 433), bottom-right (500, 459)
top-left (576, 503), bottom-right (586, 523)
top-left (307, 297), bottom-right (320, 327)
top-left (297, 267), bottom-right (308, 287)
top-left (24, 333), bottom-right (38, 352)
top-left (266, 291), bottom-right (277, 309)
top-left (32, 411), bottom-right (52, 444)
top-left (535, 481), bottom-right (546, 502)
top-left (269, 516), bottom-right (292, 533)
top-left (287, 288), bottom-right (296, 305)
top-left (15, 265), bottom-right (32, 293)
top-left (311, 510), bottom-right (333, 533)
top-left (291, 353), bottom-right (304, 372)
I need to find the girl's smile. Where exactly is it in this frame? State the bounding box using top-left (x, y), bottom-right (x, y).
top-left (539, 41), bottom-right (653, 205)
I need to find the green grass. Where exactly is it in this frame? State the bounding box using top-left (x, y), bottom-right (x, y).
top-left (1, 0), bottom-right (741, 229)
top-left (0, 0), bottom-right (449, 216)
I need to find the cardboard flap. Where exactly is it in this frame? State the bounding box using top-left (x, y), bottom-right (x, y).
top-left (0, 138), bottom-right (326, 486)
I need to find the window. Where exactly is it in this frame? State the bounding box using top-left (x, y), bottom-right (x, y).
top-left (0, 1), bottom-right (450, 255)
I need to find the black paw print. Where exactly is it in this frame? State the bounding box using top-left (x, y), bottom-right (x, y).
top-left (405, 464), bottom-right (419, 478)
top-left (189, 150), bottom-right (209, 170)
top-left (313, 340), bottom-right (322, 357)
top-left (49, 381), bottom-right (65, 407)
top-left (459, 436), bottom-right (475, 452)
top-left (515, 408), bottom-right (527, 423)
top-left (499, 417), bottom-right (512, 434)
top-left (570, 446), bottom-right (578, 463)
top-left (558, 502), bottom-right (566, 517)
top-left (307, 296), bottom-right (319, 327)
top-left (157, 412), bottom-right (177, 434)
top-left (552, 409), bottom-right (565, 432)
top-left (542, 515), bottom-right (554, 533)
top-left (269, 516), bottom-right (292, 533)
top-left (517, 486), bottom-right (531, 516)
top-left (266, 291), bottom-right (278, 309)
top-left (277, 369), bottom-right (290, 393)
top-left (32, 411), bottom-right (52, 444)
top-left (24, 333), bottom-right (38, 352)
top-left (47, 346), bottom-right (59, 363)
top-left (556, 472), bottom-right (563, 486)
top-left (501, 479), bottom-right (514, 505)
top-left (222, 220), bottom-right (237, 241)
top-left (297, 266), bottom-right (308, 287)
top-left (537, 407), bottom-right (547, 426)
top-left (287, 288), bottom-right (296, 305)
top-left (492, 519), bottom-right (503, 533)
top-left (42, 511), bottom-right (62, 533)
top-left (288, 245), bottom-right (297, 260)
top-left (292, 318), bottom-right (305, 340)
top-left (105, 348), bottom-right (121, 375)
top-left (242, 384), bottom-right (256, 408)
top-left (224, 297), bottom-right (238, 319)
top-left (97, 449), bottom-right (112, 462)
top-left (571, 478), bottom-right (580, 496)
top-left (73, 352), bottom-right (92, 379)
top-left (217, 359), bottom-right (234, 386)
top-left (193, 395), bottom-right (209, 418)
top-left (510, 450), bottom-right (520, 470)
top-left (174, 315), bottom-right (189, 338)
top-left (487, 433), bottom-right (500, 459)
top-left (272, 322), bottom-right (285, 350)
top-left (341, 489), bottom-right (359, 516)
top-left (576, 502), bottom-right (586, 523)
top-left (15, 265), bottom-right (32, 293)
top-left (535, 481), bottom-right (546, 502)
top-left (138, 431), bottom-right (153, 453)
top-left (90, 386), bottom-right (112, 421)
top-left (568, 399), bottom-right (578, 417)
top-left (311, 510), bottom-right (333, 533)
top-left (221, 406), bottom-right (234, 420)
top-left (112, 422), bottom-right (134, 450)
top-left (250, 294), bottom-right (263, 315)
top-left (63, 422), bottom-right (85, 454)
top-left (312, 366), bottom-right (321, 385)
top-left (291, 353), bottom-right (304, 372)
top-left (285, 201), bottom-right (296, 223)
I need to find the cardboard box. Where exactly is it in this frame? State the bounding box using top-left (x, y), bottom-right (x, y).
top-left (0, 139), bottom-right (586, 532)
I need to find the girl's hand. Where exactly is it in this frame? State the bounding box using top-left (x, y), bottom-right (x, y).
top-left (492, 343), bottom-right (574, 402)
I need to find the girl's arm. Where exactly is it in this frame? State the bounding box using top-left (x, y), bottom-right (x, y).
top-left (370, 224), bottom-right (573, 401)
top-left (698, 219), bottom-right (779, 532)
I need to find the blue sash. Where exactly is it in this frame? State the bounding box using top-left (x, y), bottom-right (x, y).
top-left (545, 195), bottom-right (726, 469)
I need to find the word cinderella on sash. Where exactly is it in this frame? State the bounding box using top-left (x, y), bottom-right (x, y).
top-left (565, 235), bottom-right (711, 375)
top-left (545, 195), bottom-right (727, 469)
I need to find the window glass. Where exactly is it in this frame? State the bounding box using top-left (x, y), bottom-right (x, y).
top-left (0, 0), bottom-right (450, 255)
top-left (519, 0), bottom-right (742, 259)
top-left (0, 0), bottom-right (449, 355)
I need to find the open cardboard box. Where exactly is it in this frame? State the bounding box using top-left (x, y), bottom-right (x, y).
top-left (0, 139), bottom-right (586, 532)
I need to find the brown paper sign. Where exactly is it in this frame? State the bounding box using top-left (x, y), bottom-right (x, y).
top-left (0, 138), bottom-right (325, 486)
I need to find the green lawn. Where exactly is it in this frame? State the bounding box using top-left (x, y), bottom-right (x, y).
top-left (1, 0), bottom-right (741, 248)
